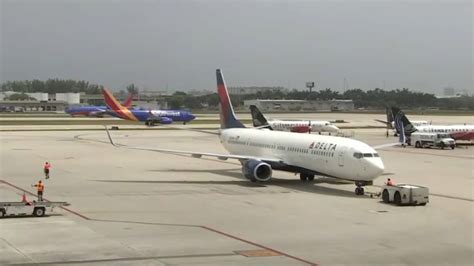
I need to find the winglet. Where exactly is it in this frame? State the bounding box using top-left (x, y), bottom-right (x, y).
top-left (122, 93), bottom-right (134, 108)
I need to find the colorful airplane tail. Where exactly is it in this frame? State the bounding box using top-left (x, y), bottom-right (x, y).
top-left (391, 107), bottom-right (417, 136)
top-left (103, 88), bottom-right (138, 121)
top-left (249, 105), bottom-right (272, 129)
top-left (216, 69), bottom-right (245, 129)
top-left (103, 88), bottom-right (124, 111)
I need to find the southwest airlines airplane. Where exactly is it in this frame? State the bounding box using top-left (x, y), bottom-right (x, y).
top-left (107, 69), bottom-right (386, 195)
top-left (103, 89), bottom-right (196, 126)
top-left (250, 105), bottom-right (339, 133)
top-left (392, 107), bottom-right (474, 141)
top-left (66, 94), bottom-right (134, 117)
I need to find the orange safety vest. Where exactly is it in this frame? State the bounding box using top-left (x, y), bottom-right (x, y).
top-left (387, 181), bottom-right (394, 186)
top-left (36, 183), bottom-right (44, 192)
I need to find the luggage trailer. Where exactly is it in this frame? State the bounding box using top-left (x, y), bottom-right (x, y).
top-left (0, 201), bottom-right (70, 217)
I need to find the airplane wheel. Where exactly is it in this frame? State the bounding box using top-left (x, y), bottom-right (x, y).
top-left (394, 192), bottom-right (402, 206)
top-left (307, 175), bottom-right (315, 181)
top-left (382, 190), bottom-right (389, 203)
top-left (299, 174), bottom-right (307, 181)
top-left (33, 207), bottom-right (45, 217)
top-left (355, 187), bottom-right (364, 195)
top-left (451, 145), bottom-right (455, 150)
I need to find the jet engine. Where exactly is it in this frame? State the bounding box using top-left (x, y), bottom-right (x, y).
top-left (242, 159), bottom-right (272, 182)
top-left (145, 116), bottom-right (173, 126)
top-left (159, 117), bottom-right (173, 124)
top-left (88, 111), bottom-right (104, 118)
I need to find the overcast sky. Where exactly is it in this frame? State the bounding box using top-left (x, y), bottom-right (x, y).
top-left (1, 0), bottom-right (472, 93)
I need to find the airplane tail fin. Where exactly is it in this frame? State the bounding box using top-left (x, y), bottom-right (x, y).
top-left (216, 69), bottom-right (245, 129)
top-left (103, 88), bottom-right (138, 121)
top-left (391, 107), bottom-right (416, 135)
top-left (103, 88), bottom-right (125, 111)
top-left (249, 105), bottom-right (270, 127)
top-left (122, 94), bottom-right (134, 108)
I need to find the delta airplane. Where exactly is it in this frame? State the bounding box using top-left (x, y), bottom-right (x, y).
top-left (392, 107), bottom-right (474, 141)
top-left (103, 89), bottom-right (196, 126)
top-left (107, 69), bottom-right (386, 195)
top-left (250, 105), bottom-right (339, 133)
top-left (66, 94), bottom-right (134, 117)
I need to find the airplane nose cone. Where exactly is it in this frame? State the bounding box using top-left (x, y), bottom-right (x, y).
top-left (329, 125), bottom-right (339, 132)
top-left (368, 159), bottom-right (385, 178)
top-left (188, 114), bottom-right (196, 120)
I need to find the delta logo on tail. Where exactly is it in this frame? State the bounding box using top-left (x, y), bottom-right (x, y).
top-left (102, 88), bottom-right (196, 126)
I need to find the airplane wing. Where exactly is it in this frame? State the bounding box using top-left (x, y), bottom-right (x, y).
top-left (374, 119), bottom-right (392, 128)
top-left (104, 126), bottom-right (283, 163)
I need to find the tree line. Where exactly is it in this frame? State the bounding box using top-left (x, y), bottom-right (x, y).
top-left (1, 79), bottom-right (472, 110)
top-left (1, 79), bottom-right (104, 94)
top-left (169, 88), bottom-right (473, 110)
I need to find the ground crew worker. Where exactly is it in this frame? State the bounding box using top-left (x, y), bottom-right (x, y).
top-left (43, 162), bottom-right (51, 179)
top-left (386, 178), bottom-right (394, 186)
top-left (33, 180), bottom-right (45, 201)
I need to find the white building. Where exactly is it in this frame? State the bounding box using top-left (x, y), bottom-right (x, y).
top-left (54, 93), bottom-right (80, 104)
top-left (0, 91), bottom-right (48, 101)
top-left (244, 99), bottom-right (354, 111)
top-left (228, 87), bottom-right (285, 95)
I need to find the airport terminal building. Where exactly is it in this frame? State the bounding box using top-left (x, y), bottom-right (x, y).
top-left (244, 99), bottom-right (354, 112)
top-left (0, 92), bottom-right (80, 112)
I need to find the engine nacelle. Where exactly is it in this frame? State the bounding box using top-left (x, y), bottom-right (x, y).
top-left (160, 117), bottom-right (173, 124)
top-left (242, 159), bottom-right (272, 182)
top-left (88, 111), bottom-right (104, 118)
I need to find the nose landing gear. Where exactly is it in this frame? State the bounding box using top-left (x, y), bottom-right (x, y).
top-left (354, 181), bottom-right (372, 195)
top-left (355, 186), bottom-right (364, 195)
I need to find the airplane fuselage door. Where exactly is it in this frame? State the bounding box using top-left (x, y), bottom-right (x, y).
top-left (338, 147), bottom-right (346, 167)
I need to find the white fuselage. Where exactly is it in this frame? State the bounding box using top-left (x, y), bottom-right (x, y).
top-left (415, 125), bottom-right (474, 134)
top-left (269, 120), bottom-right (339, 133)
top-left (219, 128), bottom-right (384, 181)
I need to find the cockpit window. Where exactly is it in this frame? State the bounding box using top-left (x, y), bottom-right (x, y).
top-left (363, 153), bottom-right (373, 157)
top-left (353, 152), bottom-right (362, 159)
top-left (373, 153), bottom-right (380, 157)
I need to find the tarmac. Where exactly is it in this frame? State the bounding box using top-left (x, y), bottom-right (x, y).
top-left (0, 113), bottom-right (473, 265)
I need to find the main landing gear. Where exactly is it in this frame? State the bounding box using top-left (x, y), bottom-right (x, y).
top-left (299, 173), bottom-right (315, 181)
top-left (145, 120), bottom-right (156, 126)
